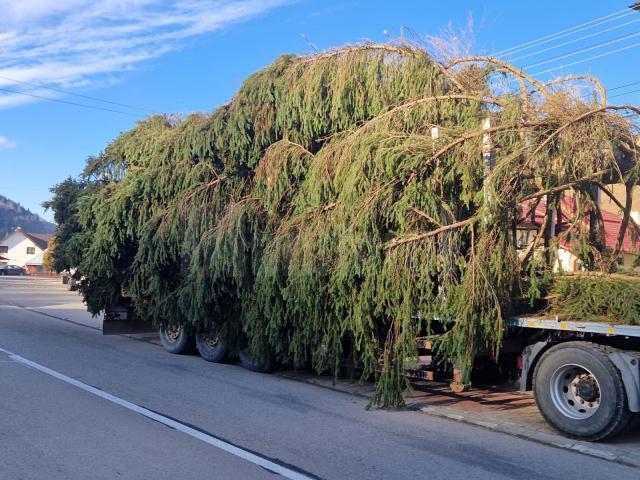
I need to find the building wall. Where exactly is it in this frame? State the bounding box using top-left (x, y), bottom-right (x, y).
top-left (620, 252), bottom-right (638, 271)
top-left (554, 247), bottom-right (639, 273)
top-left (602, 184), bottom-right (640, 214)
top-left (0, 232), bottom-right (44, 267)
top-left (555, 248), bottom-right (578, 272)
top-left (26, 264), bottom-right (46, 275)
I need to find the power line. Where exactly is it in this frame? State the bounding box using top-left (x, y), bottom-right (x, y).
top-left (522, 29), bottom-right (640, 70)
top-left (510, 17), bottom-right (640, 62)
top-left (492, 6), bottom-right (640, 91)
top-left (0, 75), bottom-right (157, 114)
top-left (502, 43), bottom-right (640, 91)
top-left (530, 40), bottom-right (640, 76)
top-left (494, 8), bottom-right (634, 58)
top-left (559, 73), bottom-right (640, 104)
top-left (486, 6), bottom-right (640, 117)
top-left (610, 79), bottom-right (640, 90)
top-left (610, 87), bottom-right (640, 98)
top-left (572, 79), bottom-right (640, 100)
top-left (496, 9), bottom-right (635, 58)
top-left (0, 86), bottom-right (144, 117)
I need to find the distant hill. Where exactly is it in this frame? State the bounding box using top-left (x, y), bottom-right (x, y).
top-left (0, 194), bottom-right (56, 240)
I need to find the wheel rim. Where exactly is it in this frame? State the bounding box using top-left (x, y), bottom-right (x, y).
top-left (550, 364), bottom-right (601, 420)
top-left (199, 334), bottom-right (219, 350)
top-left (165, 326), bottom-right (181, 343)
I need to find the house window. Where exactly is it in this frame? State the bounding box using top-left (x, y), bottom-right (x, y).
top-left (26, 247), bottom-right (35, 255)
top-left (0, 246), bottom-right (7, 254)
top-left (516, 228), bottom-right (536, 249)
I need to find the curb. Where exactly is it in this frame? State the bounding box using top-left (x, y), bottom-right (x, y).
top-left (411, 404), bottom-right (640, 468)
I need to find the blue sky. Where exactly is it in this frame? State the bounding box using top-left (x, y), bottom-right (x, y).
top-left (1, 0), bottom-right (639, 221)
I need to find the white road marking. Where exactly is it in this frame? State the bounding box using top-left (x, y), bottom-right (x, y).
top-left (0, 346), bottom-right (314, 480)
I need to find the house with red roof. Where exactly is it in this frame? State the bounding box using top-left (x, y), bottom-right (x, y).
top-left (517, 196), bottom-right (640, 272)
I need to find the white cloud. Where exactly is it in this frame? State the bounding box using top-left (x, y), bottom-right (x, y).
top-left (0, 136), bottom-right (16, 149)
top-left (0, 1), bottom-right (291, 109)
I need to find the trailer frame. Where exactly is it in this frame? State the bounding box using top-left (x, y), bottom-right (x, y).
top-left (506, 316), bottom-right (640, 412)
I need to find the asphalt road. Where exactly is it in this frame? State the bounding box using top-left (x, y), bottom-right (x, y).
top-left (0, 276), bottom-right (638, 480)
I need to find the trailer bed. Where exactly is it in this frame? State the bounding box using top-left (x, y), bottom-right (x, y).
top-left (506, 316), bottom-right (640, 338)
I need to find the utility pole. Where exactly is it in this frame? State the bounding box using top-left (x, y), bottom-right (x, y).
top-left (482, 117), bottom-right (496, 226)
top-left (450, 117), bottom-right (497, 394)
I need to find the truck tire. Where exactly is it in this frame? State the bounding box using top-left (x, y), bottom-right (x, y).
top-left (159, 326), bottom-right (195, 354)
top-left (533, 341), bottom-right (633, 441)
top-left (239, 350), bottom-right (269, 373)
top-left (196, 333), bottom-right (226, 363)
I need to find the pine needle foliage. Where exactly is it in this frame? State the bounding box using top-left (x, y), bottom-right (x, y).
top-left (46, 43), bottom-right (640, 407)
top-left (547, 275), bottom-right (640, 325)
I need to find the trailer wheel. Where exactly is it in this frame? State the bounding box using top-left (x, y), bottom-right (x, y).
top-left (533, 342), bottom-right (632, 441)
top-left (159, 326), bottom-right (195, 354)
top-left (196, 333), bottom-right (226, 363)
top-left (239, 350), bottom-right (269, 372)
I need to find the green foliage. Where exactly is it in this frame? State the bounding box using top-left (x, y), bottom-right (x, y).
top-left (548, 276), bottom-right (640, 325)
top-left (42, 179), bottom-right (89, 273)
top-left (45, 43), bottom-right (640, 407)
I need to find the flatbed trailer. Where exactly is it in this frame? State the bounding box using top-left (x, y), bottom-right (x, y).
top-left (506, 316), bottom-right (640, 340)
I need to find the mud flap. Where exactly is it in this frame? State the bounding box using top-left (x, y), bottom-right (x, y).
top-left (102, 305), bottom-right (155, 335)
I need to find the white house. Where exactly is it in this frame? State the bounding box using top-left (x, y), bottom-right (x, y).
top-left (0, 227), bottom-right (52, 268)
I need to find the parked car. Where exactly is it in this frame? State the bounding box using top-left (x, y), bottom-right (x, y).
top-left (62, 268), bottom-right (79, 291)
top-left (0, 265), bottom-right (27, 276)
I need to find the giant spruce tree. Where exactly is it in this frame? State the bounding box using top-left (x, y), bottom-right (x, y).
top-left (47, 44), bottom-right (640, 406)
